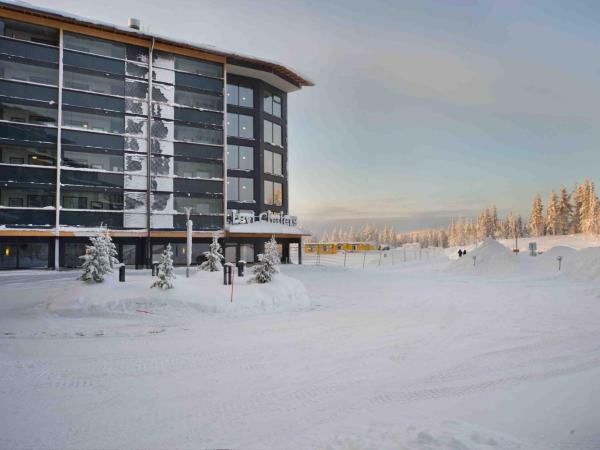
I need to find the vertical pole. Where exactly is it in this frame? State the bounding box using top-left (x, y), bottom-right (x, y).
top-left (145, 39), bottom-right (155, 268)
top-left (54, 28), bottom-right (64, 270)
top-left (222, 62), bottom-right (228, 235)
top-left (185, 207), bottom-right (192, 278)
top-left (362, 250), bottom-right (366, 269)
top-left (378, 250), bottom-right (382, 266)
top-left (343, 250), bottom-right (347, 269)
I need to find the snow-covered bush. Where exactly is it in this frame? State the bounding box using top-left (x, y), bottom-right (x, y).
top-left (200, 234), bottom-right (224, 272)
top-left (151, 243), bottom-right (175, 290)
top-left (250, 236), bottom-right (280, 284)
top-left (79, 228), bottom-right (120, 283)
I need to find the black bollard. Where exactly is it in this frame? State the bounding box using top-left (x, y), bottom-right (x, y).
top-left (119, 265), bottom-right (126, 282)
top-left (223, 264), bottom-right (233, 285)
top-left (237, 260), bottom-right (246, 277)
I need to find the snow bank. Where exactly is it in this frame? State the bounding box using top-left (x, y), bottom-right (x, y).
top-left (562, 247), bottom-right (600, 282)
top-left (47, 270), bottom-right (311, 319)
top-left (446, 239), bottom-right (518, 276)
top-left (533, 246), bottom-right (577, 274)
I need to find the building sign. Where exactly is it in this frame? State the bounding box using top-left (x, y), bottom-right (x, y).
top-left (229, 210), bottom-right (298, 226)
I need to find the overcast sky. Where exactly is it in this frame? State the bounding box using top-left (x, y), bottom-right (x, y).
top-left (33, 0), bottom-right (600, 230)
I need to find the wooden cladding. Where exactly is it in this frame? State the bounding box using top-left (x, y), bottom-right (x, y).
top-left (0, 7), bottom-right (226, 64)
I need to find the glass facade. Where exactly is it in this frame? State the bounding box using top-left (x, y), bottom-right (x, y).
top-left (0, 14), bottom-right (298, 269)
top-left (0, 19), bottom-right (226, 232)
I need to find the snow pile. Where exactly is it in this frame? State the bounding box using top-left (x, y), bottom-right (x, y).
top-left (47, 270), bottom-right (311, 319)
top-left (533, 246), bottom-right (578, 274)
top-left (446, 239), bottom-right (518, 276)
top-left (562, 247), bottom-right (600, 282)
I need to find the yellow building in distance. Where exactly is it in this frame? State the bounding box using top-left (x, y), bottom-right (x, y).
top-left (304, 242), bottom-right (378, 254)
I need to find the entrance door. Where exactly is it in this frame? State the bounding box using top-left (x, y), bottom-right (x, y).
top-left (122, 244), bottom-right (137, 268)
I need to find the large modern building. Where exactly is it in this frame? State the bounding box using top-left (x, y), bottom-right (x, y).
top-left (0, 1), bottom-right (312, 270)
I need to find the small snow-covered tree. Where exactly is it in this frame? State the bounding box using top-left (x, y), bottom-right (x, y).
top-left (79, 228), bottom-right (120, 283)
top-left (151, 243), bottom-right (175, 289)
top-left (250, 236), bottom-right (280, 284)
top-left (200, 234), bottom-right (224, 272)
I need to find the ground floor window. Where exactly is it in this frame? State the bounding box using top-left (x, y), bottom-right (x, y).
top-left (122, 244), bottom-right (136, 267)
top-left (224, 243), bottom-right (255, 263)
top-left (152, 243), bottom-right (210, 266)
top-left (0, 242), bottom-right (49, 269)
top-left (64, 242), bottom-right (87, 268)
top-left (225, 245), bottom-right (236, 263)
top-left (240, 244), bottom-right (254, 263)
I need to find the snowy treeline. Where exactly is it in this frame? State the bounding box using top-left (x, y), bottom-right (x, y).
top-left (311, 178), bottom-right (599, 248)
top-left (528, 179), bottom-right (599, 237)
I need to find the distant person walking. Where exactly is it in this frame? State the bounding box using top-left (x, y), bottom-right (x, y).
top-left (463, 249), bottom-right (467, 256)
top-left (458, 249), bottom-right (463, 258)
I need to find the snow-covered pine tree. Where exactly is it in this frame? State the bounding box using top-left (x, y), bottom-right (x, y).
top-left (200, 234), bottom-right (224, 272)
top-left (79, 228), bottom-right (120, 283)
top-left (151, 243), bottom-right (175, 289)
top-left (250, 236), bottom-right (280, 283)
top-left (528, 194), bottom-right (544, 237)
top-left (580, 179), bottom-right (598, 234)
top-left (558, 186), bottom-right (572, 235)
top-left (545, 191), bottom-right (560, 235)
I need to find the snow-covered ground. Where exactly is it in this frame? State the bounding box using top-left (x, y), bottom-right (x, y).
top-left (1, 236), bottom-right (600, 449)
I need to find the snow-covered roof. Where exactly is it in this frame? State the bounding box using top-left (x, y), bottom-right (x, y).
top-left (0, 0), bottom-right (314, 92)
top-left (227, 222), bottom-right (310, 236)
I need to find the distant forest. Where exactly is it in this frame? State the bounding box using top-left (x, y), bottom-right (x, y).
top-left (308, 178), bottom-right (600, 248)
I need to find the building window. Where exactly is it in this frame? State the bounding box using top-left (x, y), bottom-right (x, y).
top-left (175, 87), bottom-right (223, 111)
top-left (0, 59), bottom-right (58, 86)
top-left (174, 124), bottom-right (223, 145)
top-left (227, 176), bottom-right (254, 202)
top-left (264, 120), bottom-right (282, 146)
top-left (264, 180), bottom-right (283, 206)
top-left (174, 160), bottom-right (222, 179)
top-left (263, 90), bottom-right (282, 117)
top-left (62, 108), bottom-right (123, 134)
top-left (63, 150), bottom-right (122, 171)
top-left (240, 244), bottom-right (255, 263)
top-left (64, 32), bottom-right (125, 59)
top-left (227, 144), bottom-right (253, 170)
top-left (227, 113), bottom-right (253, 139)
top-left (8, 197), bottom-right (23, 207)
top-left (0, 101), bottom-right (57, 126)
top-left (63, 69), bottom-right (124, 96)
top-left (264, 150), bottom-right (282, 176)
top-left (0, 18), bottom-right (59, 46)
top-left (174, 196), bottom-right (223, 214)
top-left (227, 83), bottom-right (253, 108)
top-left (175, 55), bottom-right (223, 78)
top-left (61, 190), bottom-right (123, 210)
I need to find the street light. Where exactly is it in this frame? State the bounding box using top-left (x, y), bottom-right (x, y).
top-left (184, 207), bottom-right (193, 278)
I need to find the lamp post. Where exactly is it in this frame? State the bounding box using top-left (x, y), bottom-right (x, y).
top-left (184, 207), bottom-right (193, 278)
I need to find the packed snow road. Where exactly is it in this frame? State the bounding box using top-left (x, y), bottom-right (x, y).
top-left (1, 251), bottom-right (600, 449)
